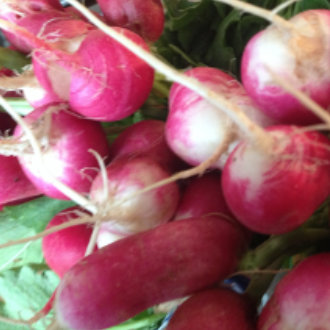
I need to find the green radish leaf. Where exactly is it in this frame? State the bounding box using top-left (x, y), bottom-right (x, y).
top-left (294, 0), bottom-right (330, 13)
top-left (0, 197), bottom-right (74, 271)
top-left (0, 47), bottom-right (30, 72)
top-left (0, 265), bottom-right (59, 330)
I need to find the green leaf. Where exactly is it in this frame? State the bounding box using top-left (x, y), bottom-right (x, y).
top-left (0, 47), bottom-right (30, 72)
top-left (294, 0), bottom-right (330, 13)
top-left (0, 197), bottom-right (74, 271)
top-left (0, 265), bottom-right (59, 330)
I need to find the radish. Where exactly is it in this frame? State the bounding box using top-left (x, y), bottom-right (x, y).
top-left (241, 9), bottom-right (330, 125)
top-left (174, 171), bottom-right (234, 220)
top-left (42, 207), bottom-right (94, 277)
top-left (109, 119), bottom-right (184, 172)
top-left (32, 27), bottom-right (155, 121)
top-left (258, 253), bottom-right (330, 329)
top-left (222, 126), bottom-right (330, 235)
top-left (166, 288), bottom-right (256, 330)
top-left (0, 112), bottom-right (41, 204)
top-left (96, 0), bottom-right (165, 42)
top-left (14, 105), bottom-right (110, 200)
top-left (166, 67), bottom-right (275, 169)
top-left (89, 155), bottom-right (180, 247)
top-left (54, 216), bottom-right (246, 329)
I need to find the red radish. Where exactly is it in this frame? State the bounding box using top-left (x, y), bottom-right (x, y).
top-left (0, 155), bottom-right (41, 205)
top-left (241, 9), bottom-right (330, 125)
top-left (0, 67), bottom-right (23, 98)
top-left (109, 119), bottom-right (184, 172)
top-left (89, 155), bottom-right (180, 247)
top-left (166, 67), bottom-right (275, 169)
top-left (14, 105), bottom-right (110, 200)
top-left (54, 216), bottom-right (246, 329)
top-left (174, 171), bottom-right (234, 220)
top-left (0, 112), bottom-right (41, 204)
top-left (167, 288), bottom-right (256, 330)
top-left (33, 28), bottom-right (154, 121)
top-left (222, 126), bottom-right (330, 235)
top-left (42, 207), bottom-right (93, 277)
top-left (258, 253), bottom-right (330, 329)
top-left (96, 0), bottom-right (165, 42)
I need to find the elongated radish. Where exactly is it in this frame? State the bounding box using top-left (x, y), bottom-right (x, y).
top-left (174, 171), bottom-right (233, 220)
top-left (166, 67), bottom-right (275, 169)
top-left (241, 9), bottom-right (330, 125)
top-left (55, 216), bottom-right (246, 329)
top-left (90, 155), bottom-right (180, 246)
top-left (42, 207), bottom-right (93, 277)
top-left (14, 105), bottom-right (110, 200)
top-left (167, 288), bottom-right (256, 330)
top-left (96, 0), bottom-right (165, 42)
top-left (109, 119), bottom-right (184, 172)
top-left (258, 253), bottom-right (330, 329)
top-left (222, 126), bottom-right (330, 235)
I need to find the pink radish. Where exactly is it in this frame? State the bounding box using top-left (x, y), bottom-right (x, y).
top-left (258, 253), bottom-right (330, 329)
top-left (109, 119), bottom-right (184, 172)
top-left (54, 216), bottom-right (246, 329)
top-left (89, 155), bottom-right (180, 246)
top-left (96, 0), bottom-right (165, 42)
top-left (32, 28), bottom-right (154, 121)
top-left (166, 67), bottom-right (275, 169)
top-left (167, 288), bottom-right (256, 330)
top-left (14, 105), bottom-right (110, 200)
top-left (222, 126), bottom-right (330, 235)
top-left (42, 207), bottom-right (94, 277)
top-left (0, 112), bottom-right (41, 204)
top-left (241, 9), bottom-right (330, 125)
top-left (174, 171), bottom-right (233, 220)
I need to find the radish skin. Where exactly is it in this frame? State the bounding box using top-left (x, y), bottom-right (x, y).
top-left (15, 106), bottom-right (110, 200)
top-left (55, 216), bottom-right (246, 329)
top-left (241, 9), bottom-right (330, 125)
top-left (222, 126), bottom-right (330, 234)
top-left (167, 288), bottom-right (256, 330)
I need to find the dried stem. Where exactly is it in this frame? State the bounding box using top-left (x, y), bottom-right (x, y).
top-left (64, 0), bottom-right (273, 151)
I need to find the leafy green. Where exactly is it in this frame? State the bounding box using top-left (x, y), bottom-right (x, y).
top-left (0, 47), bottom-right (30, 72)
top-left (0, 197), bottom-right (74, 272)
top-left (0, 265), bottom-right (59, 330)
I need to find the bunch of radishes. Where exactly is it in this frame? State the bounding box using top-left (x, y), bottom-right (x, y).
top-left (0, 0), bottom-right (329, 329)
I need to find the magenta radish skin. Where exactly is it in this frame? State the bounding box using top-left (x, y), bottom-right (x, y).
top-left (167, 288), bottom-right (256, 330)
top-left (33, 28), bottom-right (154, 121)
top-left (90, 155), bottom-right (180, 246)
top-left (109, 119), bottom-right (184, 172)
top-left (97, 0), bottom-right (165, 42)
top-left (258, 253), bottom-right (330, 329)
top-left (174, 171), bottom-right (233, 220)
top-left (55, 216), bottom-right (246, 330)
top-left (166, 67), bottom-right (275, 169)
top-left (42, 207), bottom-right (93, 277)
top-left (15, 106), bottom-right (110, 200)
top-left (222, 126), bottom-right (330, 235)
top-left (241, 10), bottom-right (330, 125)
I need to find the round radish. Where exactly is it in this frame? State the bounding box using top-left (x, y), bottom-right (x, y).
top-left (222, 126), bottom-right (330, 235)
top-left (14, 105), bottom-right (110, 200)
top-left (241, 9), bottom-right (330, 125)
top-left (258, 253), bottom-right (330, 329)
top-left (166, 67), bottom-right (275, 169)
top-left (96, 0), bottom-right (165, 42)
top-left (33, 28), bottom-right (154, 121)
top-left (174, 171), bottom-right (234, 220)
top-left (90, 155), bottom-right (180, 246)
top-left (42, 207), bottom-right (93, 277)
top-left (167, 288), bottom-right (256, 330)
top-left (109, 119), bottom-right (184, 172)
top-left (54, 216), bottom-right (246, 329)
